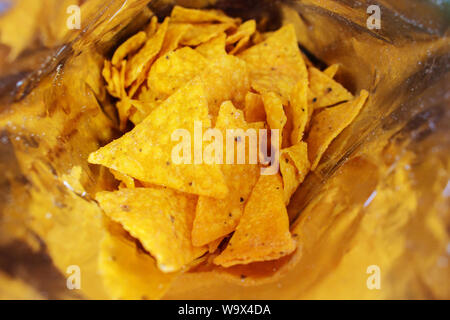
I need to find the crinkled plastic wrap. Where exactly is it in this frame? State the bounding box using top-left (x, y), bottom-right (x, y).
top-left (0, 0), bottom-right (448, 299)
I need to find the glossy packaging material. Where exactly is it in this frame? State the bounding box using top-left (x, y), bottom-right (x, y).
top-left (0, 0), bottom-right (448, 299)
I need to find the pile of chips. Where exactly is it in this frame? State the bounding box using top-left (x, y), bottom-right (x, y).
top-left (89, 6), bottom-right (369, 298)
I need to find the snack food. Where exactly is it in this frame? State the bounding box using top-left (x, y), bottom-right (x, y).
top-left (89, 5), bottom-right (368, 298)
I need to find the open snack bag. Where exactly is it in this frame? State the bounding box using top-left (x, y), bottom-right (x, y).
top-left (0, 0), bottom-right (448, 299)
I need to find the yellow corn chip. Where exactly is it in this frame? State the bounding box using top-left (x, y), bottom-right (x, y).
top-left (238, 24), bottom-right (307, 105)
top-left (229, 35), bottom-right (251, 55)
top-left (171, 5), bottom-right (238, 24)
top-left (110, 169), bottom-right (135, 189)
top-left (148, 47), bottom-right (207, 100)
top-left (323, 64), bottom-right (339, 78)
top-left (125, 17), bottom-right (169, 87)
top-left (111, 31), bottom-right (147, 66)
top-left (308, 67), bottom-right (353, 108)
top-left (244, 92), bottom-right (265, 122)
top-left (280, 142), bottom-right (310, 203)
top-left (251, 31), bottom-right (264, 45)
top-left (307, 90), bottom-right (369, 170)
top-left (179, 23), bottom-right (235, 47)
top-left (144, 16), bottom-right (158, 36)
top-left (214, 174), bottom-right (296, 267)
top-left (127, 61), bottom-right (151, 98)
top-left (226, 20), bottom-right (256, 45)
top-left (262, 92), bottom-right (286, 148)
top-left (208, 237), bottom-right (224, 253)
top-left (198, 54), bottom-right (250, 117)
top-left (128, 90), bottom-right (163, 125)
top-left (103, 60), bottom-right (122, 99)
top-left (99, 221), bottom-right (176, 299)
top-left (96, 188), bottom-right (207, 272)
top-left (88, 80), bottom-right (228, 198)
top-left (262, 92), bottom-right (286, 131)
top-left (192, 101), bottom-right (264, 246)
top-left (159, 23), bottom-right (193, 57)
top-left (195, 33), bottom-right (227, 59)
top-left (289, 79), bottom-right (309, 144)
top-left (116, 99), bottom-right (132, 131)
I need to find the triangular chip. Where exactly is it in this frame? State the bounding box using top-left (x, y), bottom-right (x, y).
top-left (238, 24), bottom-right (307, 105)
top-left (159, 23), bottom-right (193, 57)
top-left (111, 31), bottom-right (146, 66)
top-left (179, 23), bottom-right (235, 47)
top-left (148, 47), bottom-right (207, 100)
top-left (308, 67), bottom-right (353, 109)
top-left (170, 6), bottom-right (239, 25)
top-left (280, 142), bottom-right (310, 204)
top-left (110, 169), bottom-right (135, 189)
top-left (197, 54), bottom-right (250, 117)
top-left (144, 16), bottom-right (158, 36)
top-left (192, 101), bottom-right (264, 246)
top-left (99, 221), bottom-right (177, 299)
top-left (307, 90), bottom-right (369, 170)
top-left (229, 35), bottom-right (251, 55)
top-left (196, 33), bottom-right (227, 59)
top-left (289, 79), bottom-right (309, 144)
top-left (208, 237), bottom-right (224, 253)
top-left (226, 20), bottom-right (256, 45)
top-left (323, 64), bottom-right (339, 78)
top-left (125, 17), bottom-right (169, 87)
top-left (262, 92), bottom-right (286, 148)
top-left (214, 174), bottom-right (296, 267)
top-left (244, 92), bottom-right (265, 122)
top-left (96, 188), bottom-right (207, 272)
top-left (88, 80), bottom-right (228, 198)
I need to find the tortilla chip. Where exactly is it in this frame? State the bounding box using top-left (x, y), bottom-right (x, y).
top-left (171, 5), bottom-right (238, 24)
top-left (280, 142), bottom-right (310, 203)
top-left (208, 237), bottom-right (224, 253)
top-left (159, 23), bottom-right (193, 57)
top-left (307, 90), bottom-right (369, 170)
top-left (111, 31), bottom-right (146, 66)
top-left (198, 54), bottom-right (250, 117)
top-left (262, 92), bottom-right (286, 130)
top-left (214, 174), bottom-right (296, 267)
top-left (238, 24), bottom-right (307, 105)
top-left (88, 80), bottom-right (228, 199)
top-left (110, 169), bottom-right (135, 189)
top-left (196, 33), bottom-right (227, 59)
top-left (129, 88), bottom-right (163, 123)
top-left (323, 64), bottom-right (339, 78)
top-left (96, 188), bottom-right (207, 272)
top-left (262, 92), bottom-right (286, 148)
top-left (244, 92), bottom-right (265, 122)
top-left (148, 47), bottom-right (207, 100)
top-left (179, 23), bottom-right (235, 46)
top-left (308, 67), bottom-right (353, 109)
top-left (289, 79), bottom-right (309, 144)
top-left (226, 20), bottom-right (256, 45)
top-left (145, 15), bottom-right (159, 36)
top-left (99, 221), bottom-right (177, 299)
top-left (192, 101), bottom-right (264, 246)
top-left (125, 17), bottom-right (169, 87)
top-left (229, 35), bottom-right (251, 55)
top-left (103, 60), bottom-right (121, 99)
